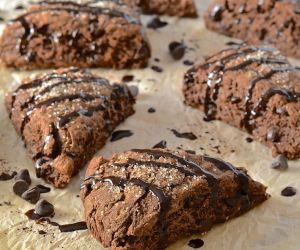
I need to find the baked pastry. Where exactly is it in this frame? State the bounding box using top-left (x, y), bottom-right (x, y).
top-left (5, 68), bottom-right (135, 187)
top-left (80, 148), bottom-right (268, 250)
top-left (124, 0), bottom-right (198, 17)
top-left (0, 1), bottom-right (151, 69)
top-left (204, 0), bottom-right (300, 59)
top-left (183, 43), bottom-right (300, 159)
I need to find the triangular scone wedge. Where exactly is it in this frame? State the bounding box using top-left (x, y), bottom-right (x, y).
top-left (81, 148), bottom-right (269, 250)
top-left (5, 68), bottom-right (135, 187)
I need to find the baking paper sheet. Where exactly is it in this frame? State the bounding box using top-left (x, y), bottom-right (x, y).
top-left (0, 1), bottom-right (300, 249)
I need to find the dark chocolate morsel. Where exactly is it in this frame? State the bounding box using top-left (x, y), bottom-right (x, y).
top-left (21, 187), bottom-right (40, 204)
top-left (267, 127), bottom-right (280, 142)
top-left (169, 41), bottom-right (186, 60)
top-left (122, 75), bottom-right (134, 83)
top-left (148, 107), bottom-right (156, 113)
top-left (15, 169), bottom-right (31, 185)
top-left (0, 171), bottom-right (17, 181)
top-left (211, 5), bottom-right (223, 21)
top-left (36, 184), bottom-right (51, 193)
top-left (151, 65), bottom-right (163, 73)
top-left (271, 155), bottom-right (288, 170)
top-left (246, 137), bottom-right (253, 143)
top-left (281, 186), bottom-right (296, 197)
top-left (183, 60), bottom-right (195, 66)
top-left (147, 16), bottom-right (168, 29)
top-left (13, 180), bottom-right (29, 196)
top-left (153, 140), bottom-right (167, 149)
top-left (35, 199), bottom-right (55, 217)
top-left (188, 238), bottom-right (204, 248)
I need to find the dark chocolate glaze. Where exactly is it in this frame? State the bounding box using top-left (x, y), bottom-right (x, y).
top-left (25, 209), bottom-right (87, 232)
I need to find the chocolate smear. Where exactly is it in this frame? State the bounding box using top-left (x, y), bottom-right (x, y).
top-left (170, 129), bottom-right (197, 140)
top-left (111, 130), bottom-right (134, 142)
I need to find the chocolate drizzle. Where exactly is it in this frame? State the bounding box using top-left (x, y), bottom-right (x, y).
top-left (198, 44), bottom-right (300, 132)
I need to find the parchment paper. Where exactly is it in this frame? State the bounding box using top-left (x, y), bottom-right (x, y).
top-left (0, 1), bottom-right (300, 249)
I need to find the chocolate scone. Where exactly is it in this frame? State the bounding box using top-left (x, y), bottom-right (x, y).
top-left (124, 0), bottom-right (198, 17)
top-left (81, 148), bottom-right (268, 250)
top-left (183, 43), bottom-right (300, 159)
top-left (5, 68), bottom-right (135, 187)
top-left (204, 0), bottom-right (300, 59)
top-left (0, 1), bottom-right (151, 69)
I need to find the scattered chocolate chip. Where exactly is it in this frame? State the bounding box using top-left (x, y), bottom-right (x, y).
top-left (0, 171), bottom-right (17, 181)
top-left (154, 58), bottom-right (160, 62)
top-left (58, 222), bottom-right (88, 232)
top-left (148, 107), bottom-right (156, 113)
top-left (169, 41), bottom-right (186, 60)
top-left (266, 127), bottom-right (279, 142)
top-left (15, 4), bottom-right (24, 10)
top-left (128, 85), bottom-right (139, 97)
top-left (35, 199), bottom-right (54, 217)
top-left (151, 65), bottom-right (163, 73)
top-left (13, 180), bottom-right (29, 196)
top-left (186, 150), bottom-right (196, 155)
top-left (153, 140), bottom-right (167, 149)
top-left (15, 169), bottom-right (31, 185)
top-left (110, 130), bottom-right (134, 142)
top-left (122, 75), bottom-right (134, 83)
top-left (170, 129), bottom-right (197, 140)
top-left (22, 187), bottom-right (40, 204)
top-left (281, 186), bottom-right (296, 197)
top-left (147, 16), bottom-right (168, 29)
top-left (36, 184), bottom-right (51, 194)
top-left (246, 137), bottom-right (253, 143)
top-left (211, 5), bottom-right (223, 21)
top-left (38, 230), bottom-right (47, 235)
top-left (183, 60), bottom-right (194, 66)
top-left (271, 155), bottom-right (288, 170)
top-left (188, 238), bottom-right (204, 248)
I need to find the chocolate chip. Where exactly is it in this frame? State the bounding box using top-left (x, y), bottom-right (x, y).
top-left (111, 130), bottom-right (134, 142)
top-left (35, 199), bottom-right (54, 217)
top-left (151, 65), bottom-right (163, 73)
top-left (36, 184), bottom-right (51, 194)
top-left (122, 75), bottom-right (134, 83)
top-left (38, 230), bottom-right (47, 235)
top-left (211, 5), bottom-right (223, 21)
top-left (147, 16), bottom-right (168, 29)
top-left (15, 169), bottom-right (31, 185)
top-left (0, 171), bottom-right (17, 181)
top-left (246, 137), bottom-right (253, 143)
top-left (13, 180), bottom-right (29, 196)
top-left (271, 155), bottom-right (288, 170)
top-left (188, 238), bottom-right (204, 248)
top-left (22, 187), bottom-right (40, 204)
top-left (183, 60), bottom-right (194, 66)
top-left (266, 127), bottom-right (279, 142)
top-left (148, 107), bottom-right (156, 113)
top-left (128, 85), bottom-right (139, 97)
top-left (281, 187), bottom-right (296, 197)
top-left (153, 140), bottom-right (167, 149)
top-left (169, 41), bottom-right (186, 60)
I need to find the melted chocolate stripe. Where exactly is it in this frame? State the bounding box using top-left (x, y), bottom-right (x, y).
top-left (243, 67), bottom-right (295, 131)
top-left (113, 159), bottom-right (195, 176)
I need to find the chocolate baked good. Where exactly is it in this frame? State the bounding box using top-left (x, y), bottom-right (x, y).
top-left (5, 68), bottom-right (135, 187)
top-left (204, 0), bottom-right (300, 59)
top-left (80, 148), bottom-right (268, 250)
top-left (0, 1), bottom-right (151, 69)
top-left (183, 43), bottom-right (300, 159)
top-left (124, 0), bottom-right (198, 17)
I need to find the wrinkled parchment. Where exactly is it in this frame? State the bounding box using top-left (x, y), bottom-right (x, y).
top-left (0, 1), bottom-right (300, 249)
